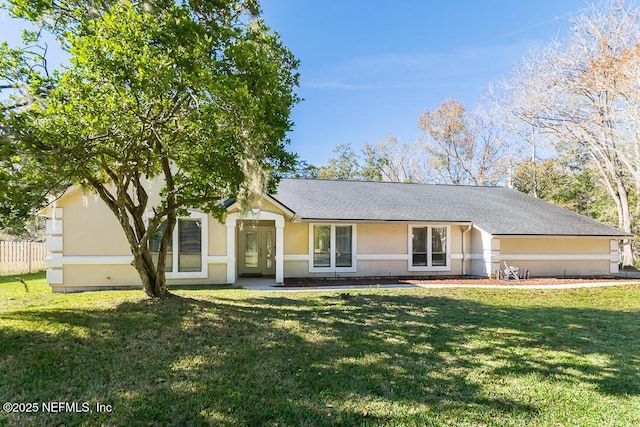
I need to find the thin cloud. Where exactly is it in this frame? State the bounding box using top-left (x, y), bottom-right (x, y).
top-left (479, 14), bottom-right (570, 45)
top-left (303, 80), bottom-right (428, 91)
top-left (475, 7), bottom-right (583, 50)
top-left (302, 40), bottom-right (538, 91)
top-left (304, 81), bottom-right (381, 90)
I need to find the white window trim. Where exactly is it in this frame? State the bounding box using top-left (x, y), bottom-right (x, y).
top-left (308, 223), bottom-right (357, 273)
top-left (147, 210), bottom-right (209, 279)
top-left (408, 224), bottom-right (451, 272)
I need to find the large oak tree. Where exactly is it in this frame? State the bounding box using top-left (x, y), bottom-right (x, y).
top-left (0, 0), bottom-right (299, 296)
top-left (497, 1), bottom-right (640, 266)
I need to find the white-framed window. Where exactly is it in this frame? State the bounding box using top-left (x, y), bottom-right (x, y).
top-left (149, 211), bottom-right (208, 279)
top-left (309, 223), bottom-right (357, 273)
top-left (408, 225), bottom-right (450, 271)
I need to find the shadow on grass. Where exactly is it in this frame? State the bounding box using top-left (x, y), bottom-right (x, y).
top-left (1, 291), bottom-right (639, 426)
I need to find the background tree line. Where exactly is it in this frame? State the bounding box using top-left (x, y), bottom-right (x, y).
top-left (295, 1), bottom-right (638, 266)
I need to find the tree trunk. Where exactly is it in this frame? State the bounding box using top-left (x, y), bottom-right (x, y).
top-left (131, 254), bottom-right (163, 298)
top-left (129, 227), bottom-right (171, 298)
top-left (149, 211), bottom-right (176, 298)
top-left (615, 180), bottom-right (635, 268)
top-left (86, 177), bottom-right (174, 298)
top-left (591, 151), bottom-right (635, 267)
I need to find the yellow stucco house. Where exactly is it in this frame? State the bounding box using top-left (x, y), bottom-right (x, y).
top-left (40, 179), bottom-right (630, 292)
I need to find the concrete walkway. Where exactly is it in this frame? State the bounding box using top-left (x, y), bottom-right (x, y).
top-left (237, 277), bottom-right (640, 292)
top-left (236, 277), bottom-right (416, 292)
top-left (412, 281), bottom-right (640, 290)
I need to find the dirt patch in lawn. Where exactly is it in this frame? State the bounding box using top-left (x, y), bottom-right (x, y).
top-left (280, 276), bottom-right (635, 287)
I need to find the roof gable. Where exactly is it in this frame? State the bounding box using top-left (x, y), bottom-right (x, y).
top-left (270, 178), bottom-right (630, 237)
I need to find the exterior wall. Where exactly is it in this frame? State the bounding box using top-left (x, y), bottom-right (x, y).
top-left (283, 260), bottom-right (466, 279)
top-left (283, 222), bottom-right (308, 255)
top-left (357, 223), bottom-right (407, 254)
top-left (470, 227), bottom-right (485, 254)
top-left (209, 221), bottom-right (227, 257)
top-left (60, 189), bottom-right (228, 258)
top-left (165, 264), bottom-right (228, 286)
top-left (498, 236), bottom-right (618, 277)
top-left (461, 225), bottom-right (472, 276)
top-left (470, 227), bottom-right (497, 277)
top-left (469, 233), bottom-right (620, 278)
top-left (283, 260), bottom-right (310, 278)
top-left (282, 222), bottom-right (467, 278)
top-left (53, 264), bottom-right (229, 293)
top-left (355, 259), bottom-right (464, 278)
top-left (60, 264), bottom-right (140, 292)
top-left (500, 237), bottom-right (609, 254)
top-left (500, 260), bottom-right (610, 277)
top-left (63, 191), bottom-right (130, 256)
top-left (43, 187), bottom-right (231, 292)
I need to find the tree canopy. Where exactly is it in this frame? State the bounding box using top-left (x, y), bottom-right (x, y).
top-left (0, 0), bottom-right (299, 296)
top-left (496, 0), bottom-right (640, 265)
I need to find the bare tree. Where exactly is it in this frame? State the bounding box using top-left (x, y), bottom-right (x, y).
top-left (361, 136), bottom-right (428, 183)
top-left (498, 0), bottom-right (640, 266)
top-left (418, 98), bottom-right (508, 186)
top-left (487, 58), bottom-right (555, 197)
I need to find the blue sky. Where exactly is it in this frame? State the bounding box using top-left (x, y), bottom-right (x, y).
top-left (1, 1), bottom-right (588, 165)
top-left (261, 0), bottom-right (587, 164)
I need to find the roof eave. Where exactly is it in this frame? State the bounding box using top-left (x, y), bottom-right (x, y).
top-left (295, 218), bottom-right (474, 225)
top-left (491, 233), bottom-right (633, 238)
top-left (225, 193), bottom-right (296, 218)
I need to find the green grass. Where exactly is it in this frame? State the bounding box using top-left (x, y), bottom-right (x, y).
top-left (1, 273), bottom-right (639, 426)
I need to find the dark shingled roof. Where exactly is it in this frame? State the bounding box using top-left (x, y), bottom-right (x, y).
top-left (270, 178), bottom-right (630, 237)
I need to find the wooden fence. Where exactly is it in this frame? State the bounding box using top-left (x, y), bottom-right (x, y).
top-left (0, 241), bottom-right (47, 276)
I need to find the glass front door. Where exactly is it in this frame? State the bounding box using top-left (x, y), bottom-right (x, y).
top-left (238, 226), bottom-right (276, 276)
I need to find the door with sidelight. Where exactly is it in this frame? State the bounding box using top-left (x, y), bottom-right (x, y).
top-left (238, 226), bottom-right (276, 276)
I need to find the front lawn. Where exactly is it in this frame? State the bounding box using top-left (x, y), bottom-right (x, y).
top-left (1, 273), bottom-right (639, 426)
